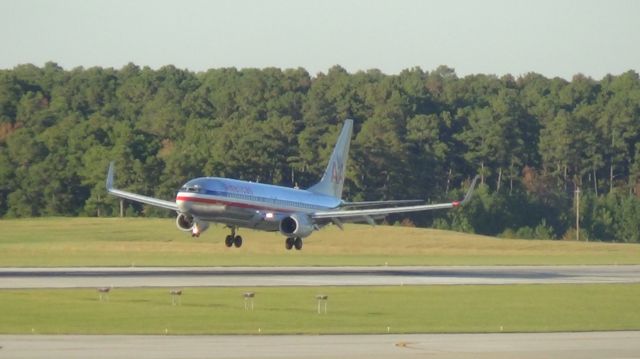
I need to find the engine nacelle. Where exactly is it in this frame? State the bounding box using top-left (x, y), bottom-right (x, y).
top-left (176, 213), bottom-right (209, 236)
top-left (176, 213), bottom-right (195, 231)
top-left (279, 214), bottom-right (315, 238)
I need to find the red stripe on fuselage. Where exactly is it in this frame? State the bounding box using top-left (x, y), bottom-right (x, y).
top-left (176, 195), bottom-right (294, 213)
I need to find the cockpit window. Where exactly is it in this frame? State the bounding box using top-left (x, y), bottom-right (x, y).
top-left (180, 184), bottom-right (202, 193)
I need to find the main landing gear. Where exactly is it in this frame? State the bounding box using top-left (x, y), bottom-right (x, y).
top-left (285, 237), bottom-right (303, 250)
top-left (224, 226), bottom-right (242, 248)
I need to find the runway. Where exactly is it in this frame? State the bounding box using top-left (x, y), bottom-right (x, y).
top-left (2, 332), bottom-right (640, 359)
top-left (2, 268), bottom-right (639, 358)
top-left (1, 265), bottom-right (639, 288)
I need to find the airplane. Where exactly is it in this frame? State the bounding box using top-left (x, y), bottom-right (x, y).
top-left (106, 119), bottom-right (478, 250)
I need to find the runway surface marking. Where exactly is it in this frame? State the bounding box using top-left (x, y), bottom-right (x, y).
top-left (1, 332), bottom-right (639, 359)
top-left (0, 265), bottom-right (639, 288)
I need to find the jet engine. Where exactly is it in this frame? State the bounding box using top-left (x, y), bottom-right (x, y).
top-left (279, 214), bottom-right (315, 238)
top-left (176, 213), bottom-right (209, 237)
top-left (176, 213), bottom-right (195, 231)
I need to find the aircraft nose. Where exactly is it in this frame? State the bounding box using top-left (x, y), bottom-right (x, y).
top-left (176, 195), bottom-right (189, 212)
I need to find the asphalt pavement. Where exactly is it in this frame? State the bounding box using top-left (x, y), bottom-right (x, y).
top-left (2, 332), bottom-right (640, 359)
top-left (1, 265), bottom-right (639, 288)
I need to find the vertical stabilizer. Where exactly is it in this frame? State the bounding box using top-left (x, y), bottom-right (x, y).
top-left (307, 119), bottom-right (353, 199)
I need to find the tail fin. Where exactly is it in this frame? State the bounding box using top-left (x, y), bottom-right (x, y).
top-left (307, 119), bottom-right (354, 199)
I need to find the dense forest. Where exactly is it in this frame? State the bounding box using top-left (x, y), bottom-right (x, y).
top-left (0, 62), bottom-right (639, 242)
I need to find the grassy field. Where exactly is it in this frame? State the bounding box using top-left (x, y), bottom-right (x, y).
top-left (1, 217), bottom-right (639, 266)
top-left (2, 218), bottom-right (638, 335)
top-left (1, 284), bottom-right (638, 334)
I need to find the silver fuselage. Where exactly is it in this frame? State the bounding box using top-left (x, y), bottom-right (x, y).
top-left (176, 177), bottom-right (341, 231)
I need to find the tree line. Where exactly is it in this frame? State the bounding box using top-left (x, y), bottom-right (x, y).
top-left (0, 62), bottom-right (639, 242)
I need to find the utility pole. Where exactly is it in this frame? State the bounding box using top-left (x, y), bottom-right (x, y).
top-left (575, 186), bottom-right (580, 242)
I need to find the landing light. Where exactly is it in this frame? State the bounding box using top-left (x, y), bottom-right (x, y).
top-left (265, 212), bottom-right (274, 219)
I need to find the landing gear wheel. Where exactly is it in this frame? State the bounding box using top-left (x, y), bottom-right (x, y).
top-left (225, 235), bottom-right (233, 247)
top-left (294, 237), bottom-right (303, 250)
top-left (233, 235), bottom-right (243, 248)
top-left (285, 237), bottom-right (294, 250)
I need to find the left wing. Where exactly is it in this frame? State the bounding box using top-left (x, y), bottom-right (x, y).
top-left (106, 162), bottom-right (179, 212)
top-left (313, 176), bottom-right (479, 220)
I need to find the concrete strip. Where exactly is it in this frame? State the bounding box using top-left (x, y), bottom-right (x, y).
top-left (1, 332), bottom-right (639, 359)
top-left (1, 265), bottom-right (639, 288)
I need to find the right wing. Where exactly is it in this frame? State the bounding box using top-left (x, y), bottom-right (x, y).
top-left (340, 199), bottom-right (425, 208)
top-left (106, 162), bottom-right (179, 212)
top-left (313, 176), bottom-right (479, 220)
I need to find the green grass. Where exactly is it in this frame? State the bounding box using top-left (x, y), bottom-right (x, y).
top-left (1, 217), bottom-right (639, 266)
top-left (1, 284), bottom-right (639, 334)
top-left (2, 218), bottom-right (638, 335)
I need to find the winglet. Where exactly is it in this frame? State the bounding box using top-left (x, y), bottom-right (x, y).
top-left (106, 162), bottom-right (115, 191)
top-left (454, 175), bottom-right (480, 206)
